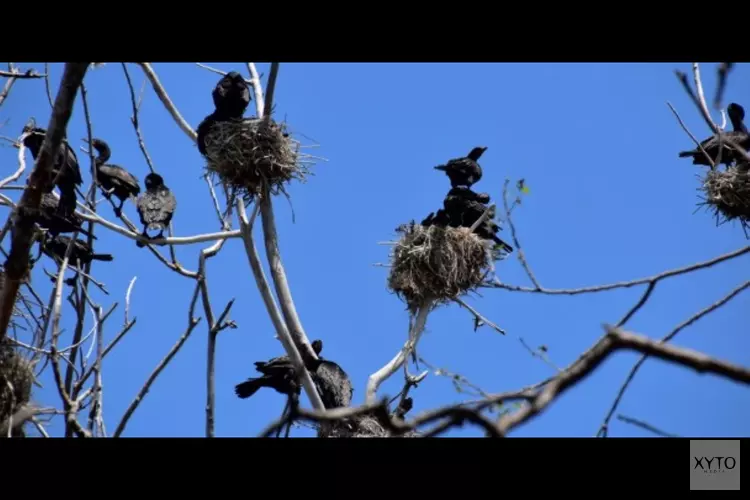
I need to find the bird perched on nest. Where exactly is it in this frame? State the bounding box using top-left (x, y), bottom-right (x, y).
top-left (135, 173), bottom-right (177, 248)
top-left (85, 138), bottom-right (140, 216)
top-left (443, 187), bottom-right (514, 254)
top-left (434, 146), bottom-right (487, 188)
top-left (679, 102), bottom-right (750, 167)
top-left (212, 71), bottom-right (251, 119)
top-left (196, 72), bottom-right (252, 156)
top-left (30, 193), bottom-right (96, 239)
top-left (21, 123), bottom-right (83, 218)
top-left (42, 234), bottom-right (113, 267)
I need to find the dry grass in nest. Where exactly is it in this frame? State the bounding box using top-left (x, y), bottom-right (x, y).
top-left (387, 223), bottom-right (493, 310)
top-left (203, 118), bottom-right (316, 202)
top-left (317, 415), bottom-right (420, 438)
top-left (700, 166), bottom-right (750, 231)
top-left (0, 339), bottom-right (34, 422)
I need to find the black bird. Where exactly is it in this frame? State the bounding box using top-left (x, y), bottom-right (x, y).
top-left (434, 146), bottom-right (487, 188)
top-left (135, 173), bottom-right (176, 247)
top-left (421, 209), bottom-right (451, 228)
top-left (85, 138), bottom-right (140, 216)
top-left (679, 102), bottom-right (750, 166)
top-left (21, 124), bottom-right (83, 218)
top-left (443, 187), bottom-right (514, 254)
top-left (234, 340), bottom-right (324, 400)
top-left (212, 71), bottom-right (251, 119)
top-left (42, 234), bottom-right (113, 266)
top-left (31, 193), bottom-right (96, 239)
top-left (308, 341), bottom-right (354, 410)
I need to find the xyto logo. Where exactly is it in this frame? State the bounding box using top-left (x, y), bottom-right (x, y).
top-left (693, 456), bottom-right (737, 473)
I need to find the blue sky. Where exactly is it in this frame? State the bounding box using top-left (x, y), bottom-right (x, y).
top-left (2, 62), bottom-right (748, 438)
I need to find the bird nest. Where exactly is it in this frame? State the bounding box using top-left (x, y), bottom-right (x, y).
top-left (0, 340), bottom-right (34, 423)
top-left (317, 415), bottom-right (420, 438)
top-left (387, 222), bottom-right (492, 310)
top-left (203, 118), bottom-right (313, 202)
top-left (700, 167), bottom-right (750, 229)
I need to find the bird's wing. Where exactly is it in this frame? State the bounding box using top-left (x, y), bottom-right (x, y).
top-left (98, 164), bottom-right (140, 192)
top-left (161, 190), bottom-right (177, 213)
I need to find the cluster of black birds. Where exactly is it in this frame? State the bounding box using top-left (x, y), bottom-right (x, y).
top-left (678, 102), bottom-right (750, 170)
top-left (422, 146), bottom-right (514, 254)
top-left (196, 71), bottom-right (252, 157)
top-left (234, 339), bottom-right (354, 434)
top-left (19, 124), bottom-right (179, 267)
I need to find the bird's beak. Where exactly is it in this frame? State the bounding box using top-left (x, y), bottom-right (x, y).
top-left (81, 138), bottom-right (91, 144)
top-left (434, 166), bottom-right (447, 171)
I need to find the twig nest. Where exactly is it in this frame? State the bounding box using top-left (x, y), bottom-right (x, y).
top-left (203, 117), bottom-right (311, 201)
top-left (700, 166), bottom-right (750, 230)
top-left (317, 415), bottom-right (420, 438)
top-left (0, 339), bottom-right (34, 423)
top-left (387, 222), bottom-right (493, 310)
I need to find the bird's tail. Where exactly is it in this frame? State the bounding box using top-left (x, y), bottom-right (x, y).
top-left (492, 236), bottom-right (514, 254)
top-left (235, 377), bottom-right (266, 399)
top-left (90, 253), bottom-right (113, 262)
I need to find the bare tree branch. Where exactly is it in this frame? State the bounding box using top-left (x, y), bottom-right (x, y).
top-left (496, 325), bottom-right (750, 436)
top-left (122, 64), bottom-right (155, 174)
top-left (236, 199), bottom-right (325, 410)
top-left (367, 301), bottom-right (432, 404)
top-left (616, 414), bottom-right (680, 438)
top-left (113, 283), bottom-right (202, 437)
top-left (597, 280), bottom-right (750, 437)
top-left (487, 245), bottom-right (750, 295)
top-left (0, 69), bottom-right (45, 79)
top-left (0, 62), bottom-right (90, 342)
top-left (137, 63), bottom-right (197, 143)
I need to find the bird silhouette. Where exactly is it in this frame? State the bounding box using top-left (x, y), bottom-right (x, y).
top-left (30, 193), bottom-right (95, 239)
top-left (21, 123), bottom-right (82, 218)
top-left (86, 138), bottom-right (140, 216)
top-left (234, 339), bottom-right (324, 400)
top-left (679, 102), bottom-right (750, 166)
top-left (135, 173), bottom-right (176, 247)
top-left (42, 234), bottom-right (113, 266)
top-left (443, 187), bottom-right (513, 254)
top-left (212, 71), bottom-right (251, 119)
top-left (434, 146), bottom-right (487, 188)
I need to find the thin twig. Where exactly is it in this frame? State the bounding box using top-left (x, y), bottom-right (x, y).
top-left (496, 325), bottom-right (750, 436)
top-left (597, 280), bottom-right (750, 437)
top-left (616, 414), bottom-right (680, 438)
top-left (488, 245), bottom-right (750, 295)
top-left (502, 179), bottom-right (541, 289)
top-left (113, 283), bottom-right (202, 437)
top-left (122, 63), bottom-right (156, 174)
top-left (137, 63), bottom-right (197, 143)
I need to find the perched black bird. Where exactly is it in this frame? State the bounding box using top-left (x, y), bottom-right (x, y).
top-left (234, 340), bottom-right (324, 400)
top-left (443, 187), bottom-right (513, 254)
top-left (31, 193), bottom-right (96, 239)
top-left (42, 234), bottom-right (113, 266)
top-left (21, 124), bottom-right (83, 218)
top-left (212, 71), bottom-right (251, 119)
top-left (86, 138), bottom-right (140, 216)
top-left (135, 173), bottom-right (176, 247)
top-left (308, 341), bottom-right (354, 410)
top-left (679, 102), bottom-right (750, 166)
top-left (434, 146), bottom-right (487, 188)
top-left (421, 209), bottom-right (451, 228)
